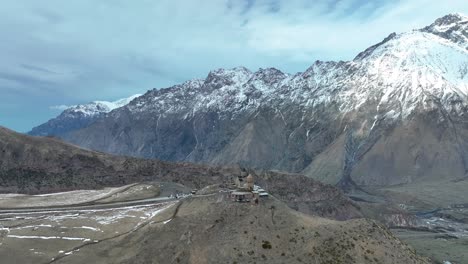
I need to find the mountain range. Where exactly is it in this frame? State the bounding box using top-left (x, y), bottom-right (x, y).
top-left (29, 13), bottom-right (468, 190)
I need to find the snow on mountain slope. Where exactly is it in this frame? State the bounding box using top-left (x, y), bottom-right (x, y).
top-left (422, 13), bottom-right (468, 49)
top-left (343, 30), bottom-right (468, 118)
top-left (283, 16), bottom-right (468, 121)
top-left (123, 14), bottom-right (467, 124)
top-left (66, 94), bottom-right (142, 117)
top-left (29, 94), bottom-right (142, 136)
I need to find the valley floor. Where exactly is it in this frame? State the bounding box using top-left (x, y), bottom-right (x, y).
top-left (392, 228), bottom-right (468, 264)
top-left (353, 180), bottom-right (468, 264)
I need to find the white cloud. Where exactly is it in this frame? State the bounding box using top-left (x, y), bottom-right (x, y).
top-left (49, 105), bottom-right (70, 111)
top-left (1, 0), bottom-right (468, 131)
top-left (244, 0), bottom-right (468, 61)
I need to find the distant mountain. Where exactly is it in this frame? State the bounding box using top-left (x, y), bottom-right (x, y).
top-left (28, 94), bottom-right (141, 136)
top-left (36, 13), bottom-right (468, 189)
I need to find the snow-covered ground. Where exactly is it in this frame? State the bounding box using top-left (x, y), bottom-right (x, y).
top-left (0, 201), bottom-right (176, 263)
top-left (0, 184), bottom-right (136, 208)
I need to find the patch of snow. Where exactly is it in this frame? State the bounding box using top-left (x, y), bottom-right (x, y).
top-left (13, 224), bottom-right (52, 230)
top-left (0, 184), bottom-right (135, 208)
top-left (62, 94), bottom-right (142, 117)
top-left (72, 226), bottom-right (100, 231)
top-left (7, 235), bottom-right (89, 241)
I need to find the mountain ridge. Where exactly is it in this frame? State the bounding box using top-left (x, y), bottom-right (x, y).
top-left (29, 94), bottom-right (141, 136)
top-left (29, 13), bottom-right (468, 189)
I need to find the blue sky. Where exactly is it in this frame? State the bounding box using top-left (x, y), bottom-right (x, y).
top-left (1, 0), bottom-right (468, 132)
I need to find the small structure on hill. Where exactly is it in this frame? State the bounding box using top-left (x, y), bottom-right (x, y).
top-left (255, 186), bottom-right (269, 197)
top-left (230, 173), bottom-right (262, 203)
top-left (230, 191), bottom-right (254, 202)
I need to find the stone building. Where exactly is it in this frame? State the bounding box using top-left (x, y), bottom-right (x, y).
top-left (230, 174), bottom-right (260, 203)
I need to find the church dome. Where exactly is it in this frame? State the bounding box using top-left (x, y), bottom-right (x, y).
top-left (246, 174), bottom-right (254, 183)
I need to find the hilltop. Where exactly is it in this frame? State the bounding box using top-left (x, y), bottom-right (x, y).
top-left (49, 193), bottom-right (429, 264)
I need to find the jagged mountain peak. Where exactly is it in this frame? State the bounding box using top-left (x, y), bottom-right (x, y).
top-left (355, 13), bottom-right (468, 63)
top-left (345, 14), bottom-right (468, 104)
top-left (301, 60), bottom-right (349, 79)
top-left (204, 66), bottom-right (253, 90)
top-left (65, 94), bottom-right (142, 117)
top-left (431, 13), bottom-right (468, 26)
top-left (354, 32), bottom-right (398, 61)
top-left (250, 67), bottom-right (288, 85)
top-left (421, 13), bottom-right (468, 49)
top-left (206, 66), bottom-right (253, 79)
top-left (160, 78), bottom-right (205, 93)
top-left (28, 94), bottom-right (142, 136)
top-left (254, 67), bottom-right (284, 75)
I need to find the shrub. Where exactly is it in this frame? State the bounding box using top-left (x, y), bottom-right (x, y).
top-left (262, 240), bottom-right (272, 249)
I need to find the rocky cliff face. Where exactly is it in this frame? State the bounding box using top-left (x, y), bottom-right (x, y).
top-left (37, 14), bottom-right (468, 188)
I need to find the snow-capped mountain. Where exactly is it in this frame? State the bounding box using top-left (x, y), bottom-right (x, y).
top-left (422, 13), bottom-right (468, 49)
top-left (29, 94), bottom-right (141, 136)
top-left (125, 14), bottom-right (468, 121)
top-left (37, 14), bottom-right (468, 188)
top-left (66, 94), bottom-right (142, 117)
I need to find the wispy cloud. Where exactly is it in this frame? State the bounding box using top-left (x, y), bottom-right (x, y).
top-left (49, 105), bottom-right (70, 111)
top-left (1, 0), bottom-right (468, 132)
top-left (20, 64), bottom-right (60, 75)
